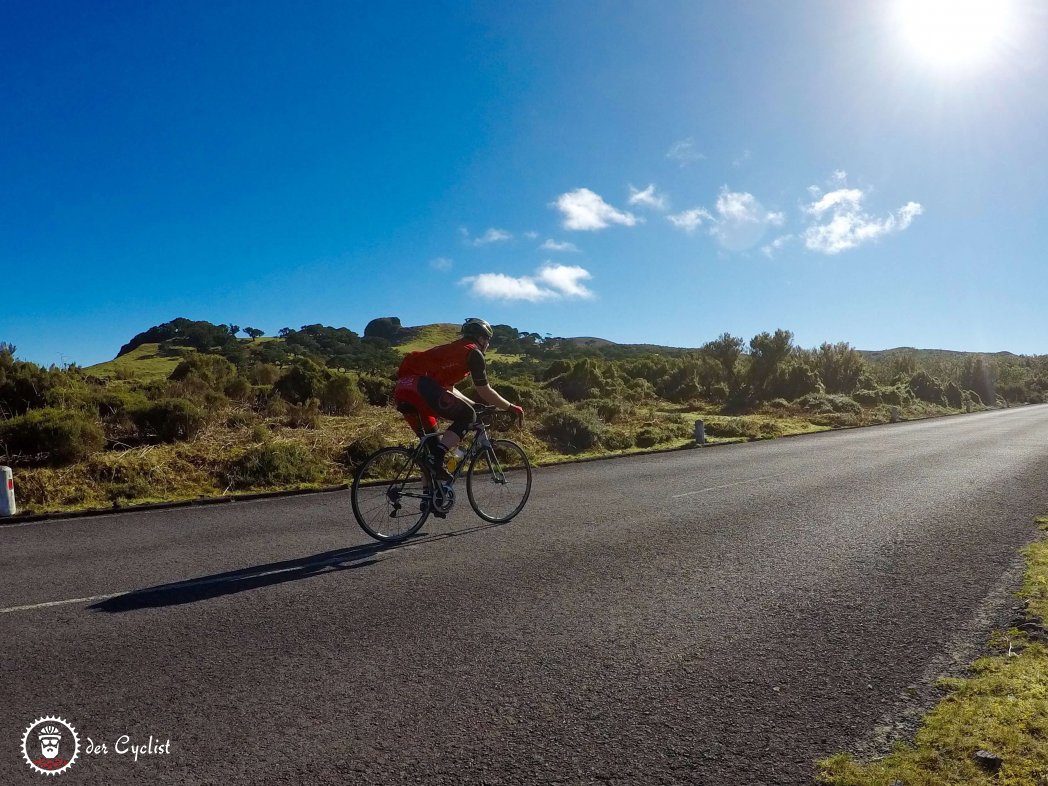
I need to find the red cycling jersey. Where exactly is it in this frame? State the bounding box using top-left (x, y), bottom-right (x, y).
top-left (397, 338), bottom-right (484, 388)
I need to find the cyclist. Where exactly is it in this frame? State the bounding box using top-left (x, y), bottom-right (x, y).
top-left (394, 318), bottom-right (524, 486)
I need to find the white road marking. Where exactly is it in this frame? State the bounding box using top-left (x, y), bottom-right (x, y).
top-left (0, 593), bottom-right (125, 614)
top-left (671, 473), bottom-right (789, 499)
top-left (1, 552), bottom-right (389, 614)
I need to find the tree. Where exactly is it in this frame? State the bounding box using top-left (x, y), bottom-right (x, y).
top-left (810, 342), bottom-right (869, 394)
top-left (701, 333), bottom-right (745, 386)
top-left (228, 324), bottom-right (241, 337)
top-left (0, 342), bottom-right (15, 357)
top-left (747, 329), bottom-right (795, 400)
top-left (244, 327), bottom-right (264, 340)
top-left (960, 356), bottom-right (995, 406)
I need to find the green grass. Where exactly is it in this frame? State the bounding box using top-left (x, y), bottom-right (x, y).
top-left (818, 516), bottom-right (1048, 786)
top-left (395, 323), bottom-right (461, 354)
top-left (85, 343), bottom-right (191, 382)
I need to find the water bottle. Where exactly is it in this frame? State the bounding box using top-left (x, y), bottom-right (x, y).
top-left (446, 446), bottom-right (466, 473)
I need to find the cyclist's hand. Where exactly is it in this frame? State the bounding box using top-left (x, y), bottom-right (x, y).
top-left (508, 404), bottom-right (525, 425)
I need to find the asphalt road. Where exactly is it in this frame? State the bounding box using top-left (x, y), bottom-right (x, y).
top-left (3, 405), bottom-right (1048, 785)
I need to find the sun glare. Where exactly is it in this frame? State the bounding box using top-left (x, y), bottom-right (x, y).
top-left (896, 0), bottom-right (1014, 70)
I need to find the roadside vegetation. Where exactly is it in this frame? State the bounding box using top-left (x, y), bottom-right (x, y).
top-left (818, 516), bottom-right (1048, 785)
top-left (0, 318), bottom-right (1046, 515)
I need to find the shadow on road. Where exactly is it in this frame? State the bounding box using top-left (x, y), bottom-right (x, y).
top-left (89, 519), bottom-right (506, 613)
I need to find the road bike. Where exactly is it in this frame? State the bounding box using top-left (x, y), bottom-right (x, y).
top-left (351, 404), bottom-right (532, 543)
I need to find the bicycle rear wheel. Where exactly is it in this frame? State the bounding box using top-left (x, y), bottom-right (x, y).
top-left (351, 446), bottom-right (432, 542)
top-left (466, 439), bottom-right (532, 523)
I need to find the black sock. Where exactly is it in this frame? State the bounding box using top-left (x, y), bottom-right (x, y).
top-left (431, 442), bottom-right (449, 463)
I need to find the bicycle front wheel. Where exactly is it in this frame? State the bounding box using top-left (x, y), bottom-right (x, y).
top-left (351, 447), bottom-right (431, 542)
top-left (466, 439), bottom-right (532, 523)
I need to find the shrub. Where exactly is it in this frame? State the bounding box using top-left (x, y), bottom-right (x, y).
top-left (601, 428), bottom-right (634, 451)
top-left (226, 410), bottom-right (259, 429)
top-left (592, 398), bottom-right (629, 424)
top-left (538, 409), bottom-right (603, 454)
top-left (339, 434), bottom-right (397, 470)
top-left (285, 398), bottom-right (321, 429)
top-left (793, 393), bottom-right (863, 415)
top-left (704, 417), bottom-right (761, 440)
top-left (228, 441), bottom-right (325, 489)
top-left (944, 380), bottom-right (964, 409)
top-left (908, 370), bottom-right (946, 405)
top-left (248, 363), bottom-right (282, 385)
top-left (224, 376), bottom-right (253, 401)
top-left (0, 407), bottom-right (105, 465)
top-left (635, 427), bottom-right (669, 448)
top-left (320, 375), bottom-right (364, 415)
top-left (274, 359), bottom-right (329, 405)
top-left (131, 398), bottom-right (205, 443)
top-left (852, 389), bottom-right (882, 407)
top-left (170, 354), bottom-right (237, 391)
top-left (356, 374), bottom-right (393, 406)
top-left (879, 385), bottom-right (913, 406)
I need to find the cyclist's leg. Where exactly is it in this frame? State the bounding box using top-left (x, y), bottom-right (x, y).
top-left (417, 377), bottom-right (475, 456)
top-left (394, 376), bottom-right (439, 440)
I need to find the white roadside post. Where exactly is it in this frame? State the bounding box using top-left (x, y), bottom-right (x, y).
top-left (0, 466), bottom-right (15, 517)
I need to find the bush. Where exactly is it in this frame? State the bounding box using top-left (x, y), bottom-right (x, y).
top-left (170, 354), bottom-right (237, 391)
top-left (228, 441), bottom-right (325, 489)
top-left (635, 427), bottom-right (670, 448)
top-left (224, 376), bottom-right (253, 401)
top-left (339, 433), bottom-right (398, 470)
top-left (356, 374), bottom-right (393, 406)
top-left (704, 417), bottom-right (761, 440)
top-left (0, 407), bottom-right (105, 465)
top-left (592, 398), bottom-right (629, 424)
top-left (274, 359), bottom-right (329, 405)
top-left (320, 375), bottom-right (364, 415)
top-left (131, 398), bottom-right (205, 443)
top-left (601, 428), bottom-right (634, 450)
top-left (226, 410), bottom-right (259, 429)
top-left (909, 370), bottom-right (946, 405)
top-left (538, 409), bottom-right (603, 454)
top-left (793, 393), bottom-right (863, 415)
top-left (852, 389), bottom-right (882, 407)
top-left (285, 398), bottom-right (321, 429)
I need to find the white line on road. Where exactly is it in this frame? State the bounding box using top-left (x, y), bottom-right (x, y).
top-left (671, 473), bottom-right (789, 499)
top-left (0, 593), bottom-right (125, 614)
top-left (1, 551), bottom-right (389, 614)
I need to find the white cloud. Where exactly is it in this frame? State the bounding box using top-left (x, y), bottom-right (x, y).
top-left (553, 188), bottom-right (638, 231)
top-left (628, 184), bottom-right (668, 210)
top-left (761, 235), bottom-right (794, 258)
top-left (803, 183), bottom-right (923, 254)
top-left (667, 137), bottom-right (705, 166)
top-left (669, 189), bottom-right (784, 250)
top-left (430, 257), bottom-right (453, 271)
top-left (667, 207), bottom-right (713, 233)
top-left (460, 264), bottom-right (594, 302)
top-left (461, 227), bottom-right (512, 246)
top-left (541, 239), bottom-right (580, 252)
top-left (536, 264), bottom-right (593, 298)
top-left (524, 230), bottom-right (539, 239)
top-left (732, 149), bottom-right (752, 167)
top-left (709, 189), bottom-right (785, 251)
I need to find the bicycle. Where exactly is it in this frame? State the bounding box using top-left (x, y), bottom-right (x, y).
top-left (350, 403), bottom-right (533, 543)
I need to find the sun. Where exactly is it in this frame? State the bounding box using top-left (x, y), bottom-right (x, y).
top-left (896, 0), bottom-right (1015, 69)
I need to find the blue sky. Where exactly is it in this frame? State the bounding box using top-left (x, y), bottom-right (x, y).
top-left (3, 0), bottom-right (1047, 367)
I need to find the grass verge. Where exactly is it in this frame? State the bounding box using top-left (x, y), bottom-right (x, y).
top-left (817, 516), bottom-right (1048, 786)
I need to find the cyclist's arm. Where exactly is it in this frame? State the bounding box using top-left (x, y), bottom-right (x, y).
top-left (474, 384), bottom-right (515, 411)
top-left (465, 347), bottom-right (515, 412)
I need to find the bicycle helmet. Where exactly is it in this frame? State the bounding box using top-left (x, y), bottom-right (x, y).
top-left (461, 317), bottom-right (493, 340)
